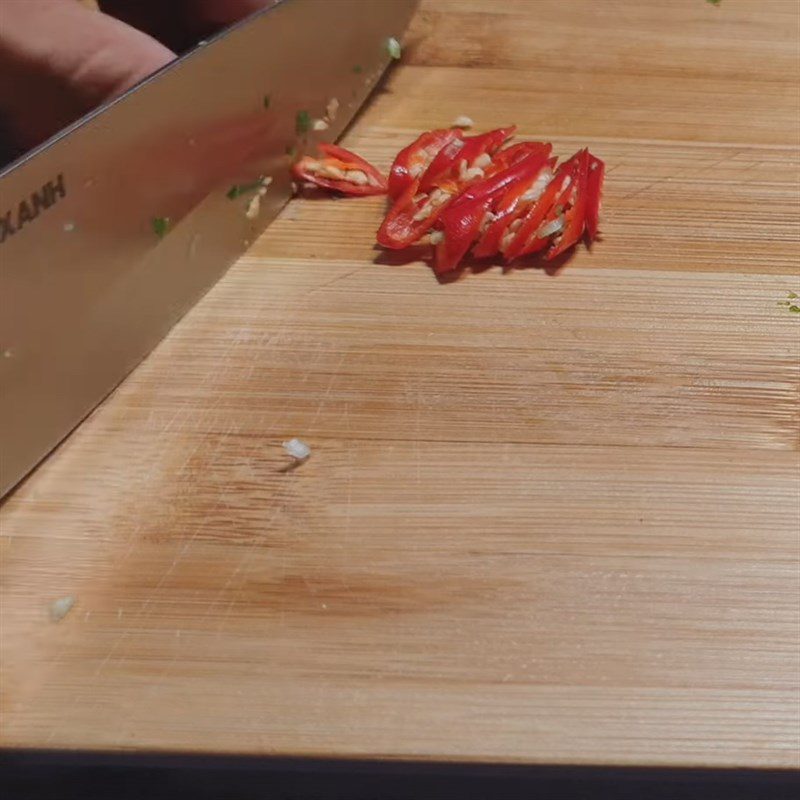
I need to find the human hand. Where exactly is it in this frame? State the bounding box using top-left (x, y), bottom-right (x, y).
top-left (0, 0), bottom-right (273, 163)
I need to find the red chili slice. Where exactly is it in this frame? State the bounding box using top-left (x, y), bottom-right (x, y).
top-left (377, 180), bottom-right (427, 249)
top-left (472, 156), bottom-right (557, 258)
top-left (456, 126), bottom-right (517, 172)
top-left (544, 149), bottom-right (590, 260)
top-left (388, 128), bottom-right (462, 199)
top-left (489, 141), bottom-right (551, 172)
top-left (293, 143), bottom-right (387, 196)
top-left (450, 148), bottom-right (551, 214)
top-left (376, 179), bottom-right (457, 249)
top-left (417, 136), bottom-right (466, 193)
top-left (584, 153), bottom-right (605, 241)
top-left (472, 164), bottom-right (552, 257)
top-left (419, 126), bottom-right (516, 193)
top-left (430, 150), bottom-right (549, 274)
top-left (432, 193), bottom-right (494, 275)
top-left (503, 151), bottom-right (583, 261)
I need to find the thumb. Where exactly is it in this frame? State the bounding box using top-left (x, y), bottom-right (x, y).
top-left (0, 0), bottom-right (175, 160)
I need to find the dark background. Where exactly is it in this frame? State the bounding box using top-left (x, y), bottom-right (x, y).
top-left (2, 752), bottom-right (798, 800)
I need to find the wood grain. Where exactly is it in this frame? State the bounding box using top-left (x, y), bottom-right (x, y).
top-left (2, 0), bottom-right (799, 769)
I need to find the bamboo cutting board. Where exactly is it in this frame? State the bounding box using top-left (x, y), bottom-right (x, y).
top-left (1, 0), bottom-right (799, 769)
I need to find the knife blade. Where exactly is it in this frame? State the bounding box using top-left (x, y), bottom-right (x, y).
top-left (0, 0), bottom-right (418, 497)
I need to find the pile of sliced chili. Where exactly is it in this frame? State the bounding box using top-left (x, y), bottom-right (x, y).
top-left (293, 127), bottom-right (605, 277)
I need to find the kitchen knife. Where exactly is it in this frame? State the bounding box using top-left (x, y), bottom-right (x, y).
top-left (0, 0), bottom-right (418, 497)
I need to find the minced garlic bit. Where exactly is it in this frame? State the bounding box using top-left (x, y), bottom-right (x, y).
top-left (305, 160), bottom-right (379, 188)
top-left (283, 438), bottom-right (311, 461)
top-left (538, 216), bottom-right (565, 238)
top-left (228, 176), bottom-right (273, 200)
top-left (237, 175), bottom-right (273, 216)
top-left (326, 98), bottom-right (339, 122)
top-left (412, 187), bottom-right (453, 222)
top-left (312, 118), bottom-right (330, 132)
top-left (344, 169), bottom-right (369, 186)
top-left (428, 230), bottom-right (444, 245)
top-left (452, 115), bottom-right (474, 129)
top-left (501, 218), bottom-right (523, 249)
top-left (245, 195), bottom-right (261, 220)
top-left (458, 159), bottom-right (485, 182)
top-left (306, 161), bottom-right (345, 179)
top-left (520, 169), bottom-right (554, 202)
top-left (49, 595), bottom-right (76, 622)
top-left (386, 36), bottom-right (402, 60)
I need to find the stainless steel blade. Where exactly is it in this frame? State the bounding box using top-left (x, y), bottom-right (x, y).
top-left (0, 0), bottom-right (417, 497)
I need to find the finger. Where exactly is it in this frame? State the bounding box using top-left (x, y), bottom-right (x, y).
top-left (99, 0), bottom-right (275, 52)
top-left (0, 0), bottom-right (174, 158)
top-left (96, 0), bottom-right (196, 53)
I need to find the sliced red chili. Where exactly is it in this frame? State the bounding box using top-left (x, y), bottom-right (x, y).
top-left (377, 180), bottom-right (425, 249)
top-left (450, 148), bottom-right (551, 214)
top-left (584, 153), bottom-right (605, 241)
top-left (375, 128), bottom-right (605, 276)
top-left (293, 143), bottom-right (387, 196)
top-left (472, 156), bottom-right (557, 258)
top-left (376, 179), bottom-right (456, 249)
top-left (432, 193), bottom-right (493, 275)
top-left (489, 141), bottom-right (551, 172)
top-left (503, 151), bottom-right (583, 261)
top-left (430, 150), bottom-right (552, 274)
top-left (417, 136), bottom-right (466, 193)
top-left (454, 126), bottom-right (516, 171)
top-left (544, 149), bottom-right (590, 261)
top-left (419, 126), bottom-right (516, 193)
top-left (388, 128), bottom-right (462, 199)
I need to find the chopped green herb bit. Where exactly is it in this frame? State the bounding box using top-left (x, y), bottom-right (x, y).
top-left (706, 0), bottom-right (721, 5)
top-left (777, 301), bottom-right (790, 307)
top-left (386, 36), bottom-right (402, 60)
top-left (226, 179), bottom-right (264, 200)
top-left (789, 305), bottom-right (800, 313)
top-left (152, 217), bottom-right (170, 237)
top-left (263, 94), bottom-right (271, 109)
top-left (788, 291), bottom-right (798, 299)
top-left (352, 64), bottom-right (363, 74)
top-left (296, 109), bottom-right (311, 134)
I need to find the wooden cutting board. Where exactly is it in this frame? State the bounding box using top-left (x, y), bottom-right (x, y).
top-left (1, 0), bottom-right (798, 770)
